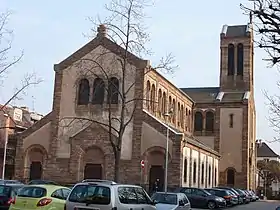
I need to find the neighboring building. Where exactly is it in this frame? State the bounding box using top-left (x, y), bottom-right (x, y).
top-left (256, 142), bottom-right (280, 195)
top-left (0, 105), bottom-right (43, 178)
top-left (13, 21), bottom-right (255, 190)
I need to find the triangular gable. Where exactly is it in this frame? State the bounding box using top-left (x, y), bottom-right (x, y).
top-left (257, 142), bottom-right (279, 157)
top-left (54, 35), bottom-right (148, 71)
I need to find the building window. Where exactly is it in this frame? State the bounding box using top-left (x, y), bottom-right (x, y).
top-left (208, 165), bottom-right (211, 185)
top-left (227, 168), bottom-right (235, 185)
top-left (92, 78), bottom-right (105, 104)
top-left (229, 114), bottom-right (234, 128)
top-left (146, 81), bottom-right (151, 110)
top-left (77, 79), bottom-right (90, 105)
top-left (184, 158), bottom-right (187, 183)
top-left (162, 92), bottom-right (166, 114)
top-left (193, 161), bottom-right (197, 183)
top-left (228, 44), bottom-right (235, 76)
top-left (185, 108), bottom-right (188, 130)
top-left (201, 163), bottom-right (204, 184)
top-left (172, 99), bottom-right (176, 123)
top-left (194, 112), bottom-right (203, 131)
top-left (107, 77), bottom-right (119, 104)
top-left (177, 102), bottom-right (180, 126)
top-left (205, 111), bottom-right (214, 132)
top-left (214, 167), bottom-right (217, 186)
top-left (158, 89), bottom-right (162, 115)
top-left (150, 84), bottom-right (156, 112)
top-left (237, 43), bottom-right (244, 76)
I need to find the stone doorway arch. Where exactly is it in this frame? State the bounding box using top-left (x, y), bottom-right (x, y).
top-left (83, 146), bottom-right (105, 180)
top-left (24, 145), bottom-right (47, 181)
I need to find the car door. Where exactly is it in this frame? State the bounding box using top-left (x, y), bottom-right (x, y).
top-left (51, 189), bottom-right (67, 209)
top-left (178, 193), bottom-right (191, 210)
top-left (118, 186), bottom-right (141, 210)
top-left (181, 188), bottom-right (194, 206)
top-left (192, 189), bottom-right (208, 208)
top-left (134, 187), bottom-right (156, 210)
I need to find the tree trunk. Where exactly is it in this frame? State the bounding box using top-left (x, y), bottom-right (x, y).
top-left (114, 150), bottom-right (121, 182)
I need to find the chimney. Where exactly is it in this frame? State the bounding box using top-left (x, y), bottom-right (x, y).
top-left (97, 24), bottom-right (107, 38)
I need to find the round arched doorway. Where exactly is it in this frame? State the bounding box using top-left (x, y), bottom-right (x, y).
top-left (83, 147), bottom-right (105, 180)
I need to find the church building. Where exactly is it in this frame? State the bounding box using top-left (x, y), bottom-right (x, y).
top-left (13, 21), bottom-right (256, 190)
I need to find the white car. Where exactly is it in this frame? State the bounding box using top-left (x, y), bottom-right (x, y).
top-left (151, 192), bottom-right (191, 210)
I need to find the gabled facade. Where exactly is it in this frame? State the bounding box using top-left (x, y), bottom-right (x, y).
top-left (13, 21), bottom-right (255, 191)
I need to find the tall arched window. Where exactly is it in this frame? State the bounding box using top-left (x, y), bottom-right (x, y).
top-left (237, 43), bottom-right (244, 76)
top-left (184, 158), bottom-right (188, 183)
top-left (77, 79), bottom-right (90, 105)
top-left (214, 167), bottom-right (217, 186)
top-left (158, 89), bottom-right (162, 115)
top-left (208, 165), bottom-right (211, 185)
top-left (177, 102), bottom-right (180, 126)
top-left (193, 160), bottom-right (197, 183)
top-left (107, 77), bottom-right (119, 104)
top-left (146, 81), bottom-right (151, 110)
top-left (168, 96), bottom-right (172, 122)
top-left (181, 105), bottom-right (184, 128)
top-left (194, 112), bottom-right (203, 131)
top-left (228, 44), bottom-right (235, 76)
top-left (227, 168), bottom-right (235, 185)
top-left (172, 99), bottom-right (176, 123)
top-left (150, 84), bottom-right (156, 112)
top-left (185, 108), bottom-right (188, 131)
top-left (92, 78), bottom-right (105, 104)
top-left (205, 111), bottom-right (214, 132)
top-left (201, 163), bottom-right (205, 184)
top-left (162, 92), bottom-right (166, 114)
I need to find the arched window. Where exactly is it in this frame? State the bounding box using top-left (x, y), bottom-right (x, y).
top-left (150, 84), bottom-right (156, 112)
top-left (168, 96), bottom-right (172, 122)
top-left (237, 43), bottom-right (244, 76)
top-left (193, 161), bottom-right (197, 183)
top-left (146, 81), bottom-right (151, 110)
top-left (208, 165), bottom-right (211, 185)
top-left (162, 92), bottom-right (166, 114)
top-left (77, 79), bottom-right (90, 105)
top-left (228, 44), bottom-right (235, 76)
top-left (227, 168), bottom-right (235, 185)
top-left (185, 108), bottom-right (188, 130)
top-left (177, 102), bottom-right (180, 126)
top-left (92, 78), bottom-right (105, 104)
top-left (188, 110), bottom-right (191, 131)
top-left (194, 112), bottom-right (203, 131)
top-left (184, 158), bottom-right (187, 183)
top-left (214, 167), bottom-right (217, 186)
top-left (201, 163), bottom-right (204, 184)
top-left (172, 99), bottom-right (176, 123)
top-left (181, 105), bottom-right (184, 127)
top-left (107, 77), bottom-right (119, 104)
top-left (205, 111), bottom-right (214, 132)
top-left (158, 89), bottom-right (162, 115)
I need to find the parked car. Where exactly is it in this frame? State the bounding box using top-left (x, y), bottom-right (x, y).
top-left (214, 187), bottom-right (243, 204)
top-left (0, 184), bottom-right (24, 210)
top-left (234, 188), bottom-right (250, 204)
top-left (205, 188), bottom-right (238, 206)
top-left (27, 180), bottom-right (59, 185)
top-left (65, 181), bottom-right (156, 210)
top-left (9, 184), bottom-right (71, 210)
top-left (242, 189), bottom-right (253, 202)
top-left (151, 192), bottom-right (191, 210)
top-left (174, 187), bottom-right (226, 209)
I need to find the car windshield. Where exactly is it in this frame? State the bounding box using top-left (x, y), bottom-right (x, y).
top-left (68, 184), bottom-right (111, 205)
top-left (17, 187), bottom-right (46, 198)
top-left (151, 193), bottom-right (177, 205)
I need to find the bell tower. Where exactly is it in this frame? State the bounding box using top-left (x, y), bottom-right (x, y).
top-left (219, 23), bottom-right (254, 92)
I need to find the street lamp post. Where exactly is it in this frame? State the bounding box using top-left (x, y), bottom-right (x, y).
top-left (2, 113), bottom-right (8, 180)
top-left (164, 108), bottom-right (173, 193)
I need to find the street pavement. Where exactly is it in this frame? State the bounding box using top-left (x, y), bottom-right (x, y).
top-left (193, 200), bottom-right (280, 209)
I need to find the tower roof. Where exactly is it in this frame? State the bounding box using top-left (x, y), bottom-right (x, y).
top-left (220, 24), bottom-right (251, 38)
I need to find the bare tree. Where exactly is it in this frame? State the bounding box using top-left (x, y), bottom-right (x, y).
top-left (0, 11), bottom-right (42, 112)
top-left (241, 1), bottom-right (280, 141)
top-left (61, 0), bottom-right (177, 182)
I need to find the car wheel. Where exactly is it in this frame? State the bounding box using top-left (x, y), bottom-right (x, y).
top-left (207, 201), bottom-right (216, 209)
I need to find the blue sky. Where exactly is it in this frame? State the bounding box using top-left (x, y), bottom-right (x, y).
top-left (1, 0), bottom-right (280, 153)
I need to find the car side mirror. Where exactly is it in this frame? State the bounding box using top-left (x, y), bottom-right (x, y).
top-left (179, 200), bottom-right (184, 206)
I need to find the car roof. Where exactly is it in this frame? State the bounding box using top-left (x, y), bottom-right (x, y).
top-left (74, 182), bottom-right (143, 188)
top-left (22, 184), bottom-right (70, 191)
top-left (205, 188), bottom-right (225, 191)
top-left (154, 192), bottom-right (179, 195)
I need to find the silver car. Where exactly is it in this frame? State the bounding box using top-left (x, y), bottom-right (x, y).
top-left (151, 192), bottom-right (191, 210)
top-left (65, 180), bottom-right (156, 210)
